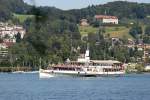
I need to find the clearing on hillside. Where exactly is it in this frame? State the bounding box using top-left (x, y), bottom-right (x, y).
top-left (79, 25), bottom-right (133, 39)
top-left (13, 13), bottom-right (35, 23)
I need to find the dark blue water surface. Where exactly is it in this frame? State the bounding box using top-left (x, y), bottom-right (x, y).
top-left (0, 73), bottom-right (150, 100)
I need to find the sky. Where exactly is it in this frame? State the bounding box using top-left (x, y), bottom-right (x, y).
top-left (24, 0), bottom-right (150, 10)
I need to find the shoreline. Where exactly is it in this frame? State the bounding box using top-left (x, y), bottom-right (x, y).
top-left (0, 67), bottom-right (35, 72)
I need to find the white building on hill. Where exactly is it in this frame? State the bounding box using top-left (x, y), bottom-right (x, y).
top-left (95, 15), bottom-right (118, 24)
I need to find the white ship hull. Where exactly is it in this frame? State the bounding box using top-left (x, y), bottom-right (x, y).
top-left (39, 69), bottom-right (54, 78)
top-left (39, 69), bottom-right (125, 78)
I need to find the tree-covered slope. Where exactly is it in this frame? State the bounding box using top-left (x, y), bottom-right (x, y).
top-left (1, 0), bottom-right (150, 22)
top-left (68, 1), bottom-right (150, 23)
top-left (0, 0), bottom-right (31, 21)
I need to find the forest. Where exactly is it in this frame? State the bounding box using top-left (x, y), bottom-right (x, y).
top-left (1, 0), bottom-right (150, 69)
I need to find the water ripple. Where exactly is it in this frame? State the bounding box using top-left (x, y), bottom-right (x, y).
top-left (0, 73), bottom-right (150, 100)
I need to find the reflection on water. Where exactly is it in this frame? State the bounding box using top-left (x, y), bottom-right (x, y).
top-left (0, 73), bottom-right (150, 100)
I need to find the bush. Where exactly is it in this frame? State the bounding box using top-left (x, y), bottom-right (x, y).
top-left (135, 63), bottom-right (144, 73)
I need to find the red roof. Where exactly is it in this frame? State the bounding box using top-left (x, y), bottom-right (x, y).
top-left (3, 42), bottom-right (14, 47)
top-left (95, 15), bottom-right (118, 19)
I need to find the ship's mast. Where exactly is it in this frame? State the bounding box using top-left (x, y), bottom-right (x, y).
top-left (39, 57), bottom-right (42, 69)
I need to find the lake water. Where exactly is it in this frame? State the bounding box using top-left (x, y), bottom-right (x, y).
top-left (0, 73), bottom-right (150, 100)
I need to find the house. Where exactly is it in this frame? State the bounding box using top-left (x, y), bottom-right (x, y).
top-left (0, 42), bottom-right (14, 58)
top-left (80, 19), bottom-right (89, 26)
top-left (128, 39), bottom-right (135, 45)
top-left (111, 37), bottom-right (122, 45)
top-left (95, 15), bottom-right (118, 24)
top-left (0, 43), bottom-right (7, 49)
top-left (0, 22), bottom-right (26, 43)
top-left (0, 43), bottom-right (8, 57)
top-left (145, 64), bottom-right (150, 71)
top-left (0, 22), bottom-right (26, 59)
top-left (0, 42), bottom-right (14, 50)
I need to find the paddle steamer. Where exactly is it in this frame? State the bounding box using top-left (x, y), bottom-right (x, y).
top-left (39, 49), bottom-right (125, 78)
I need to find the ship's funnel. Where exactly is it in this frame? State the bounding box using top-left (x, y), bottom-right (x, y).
top-left (85, 49), bottom-right (89, 57)
top-left (85, 49), bottom-right (90, 62)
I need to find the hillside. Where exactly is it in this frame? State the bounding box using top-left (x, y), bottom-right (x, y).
top-left (1, 0), bottom-right (150, 21)
top-left (1, 0), bottom-right (150, 39)
top-left (1, 0), bottom-right (150, 23)
top-left (69, 1), bottom-right (150, 22)
top-left (1, 0), bottom-right (150, 66)
top-left (0, 0), bottom-right (31, 21)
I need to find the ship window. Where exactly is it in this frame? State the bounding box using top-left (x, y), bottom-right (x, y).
top-left (87, 68), bottom-right (92, 71)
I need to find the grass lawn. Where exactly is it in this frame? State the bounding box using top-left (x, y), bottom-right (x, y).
top-left (79, 25), bottom-right (133, 39)
top-left (105, 26), bottom-right (132, 38)
top-left (13, 13), bottom-right (35, 23)
top-left (79, 26), bottom-right (98, 36)
top-left (147, 15), bottom-right (150, 18)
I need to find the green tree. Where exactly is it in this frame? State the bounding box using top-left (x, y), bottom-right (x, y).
top-left (145, 25), bottom-right (150, 36)
top-left (129, 25), bottom-right (142, 38)
top-left (15, 32), bottom-right (21, 43)
top-left (135, 63), bottom-right (144, 73)
top-left (143, 35), bottom-right (150, 44)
